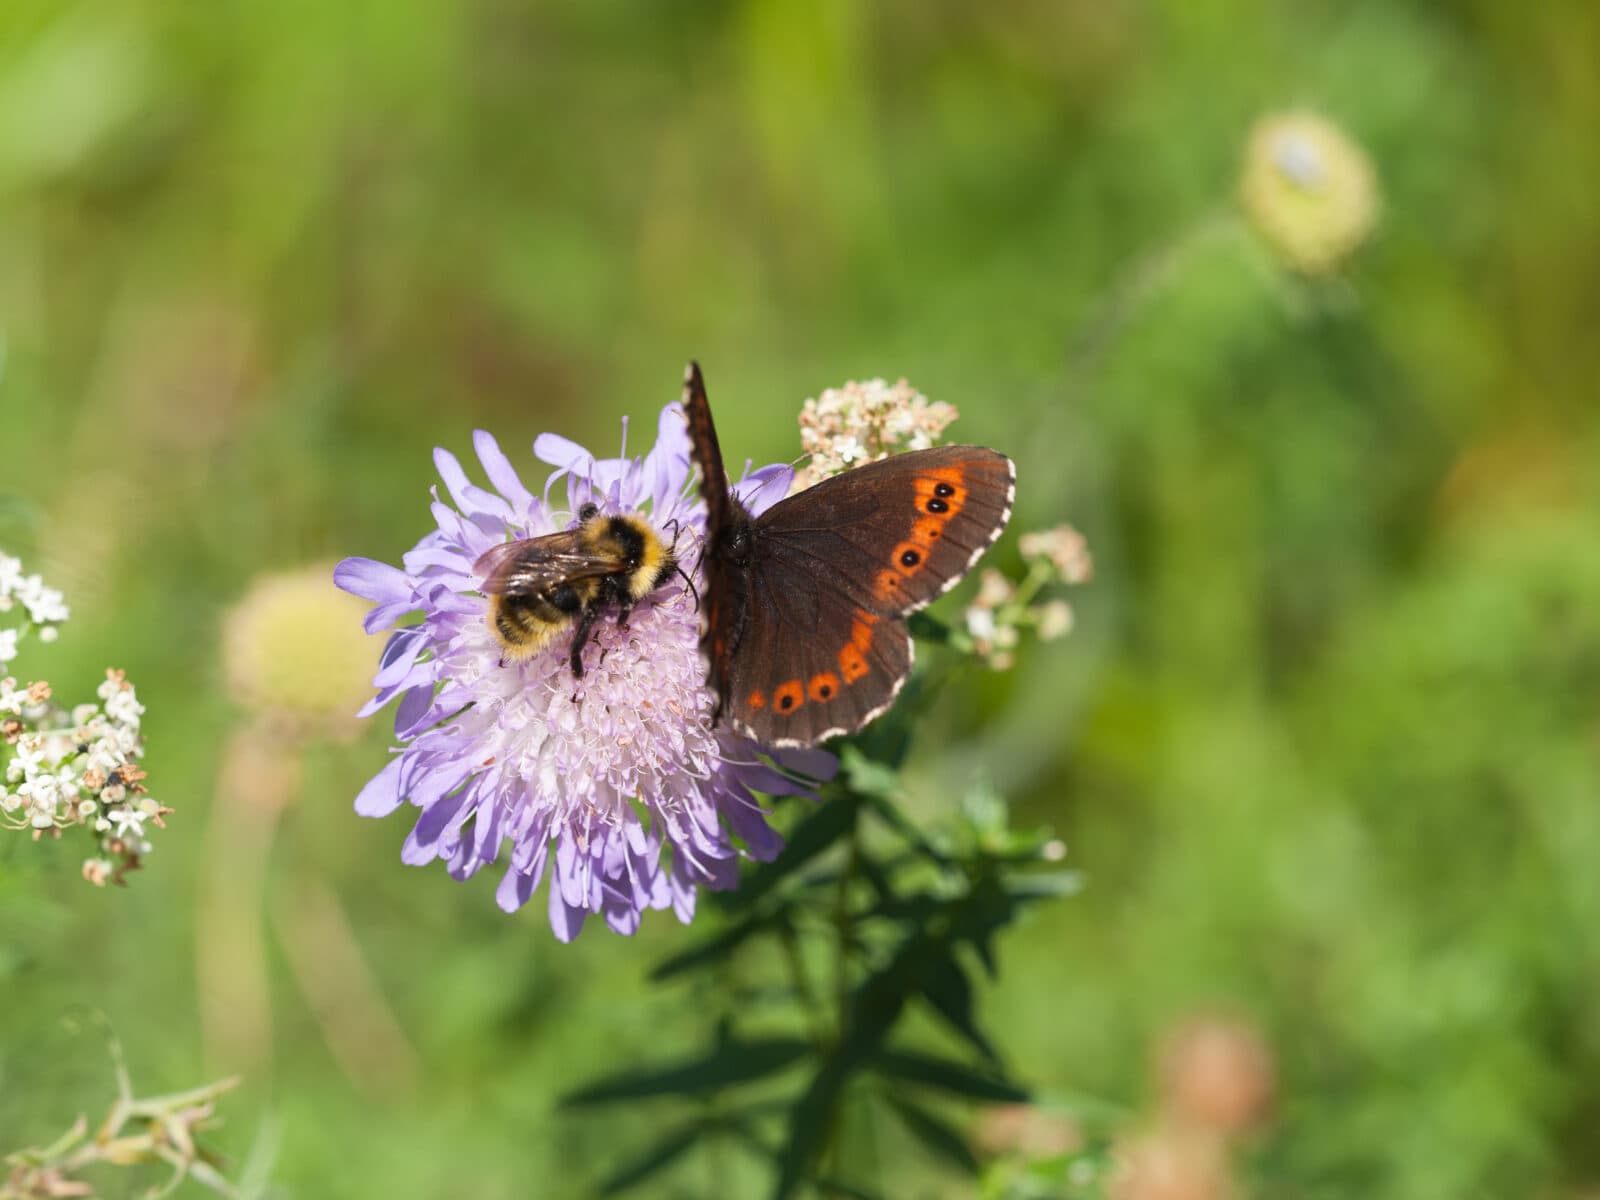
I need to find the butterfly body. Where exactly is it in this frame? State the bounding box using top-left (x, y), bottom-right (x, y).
top-left (475, 505), bottom-right (677, 676)
top-left (686, 363), bottom-right (1014, 746)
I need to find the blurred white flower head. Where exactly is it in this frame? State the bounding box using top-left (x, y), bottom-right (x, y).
top-left (1240, 110), bottom-right (1379, 277)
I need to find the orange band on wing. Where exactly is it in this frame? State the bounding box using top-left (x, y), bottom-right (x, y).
top-left (838, 644), bottom-right (868, 683)
top-left (808, 672), bottom-right (840, 702)
top-left (772, 680), bottom-right (805, 714)
top-left (840, 609), bottom-right (878, 683)
top-left (851, 610), bottom-right (878, 652)
top-left (913, 469), bottom-right (967, 520)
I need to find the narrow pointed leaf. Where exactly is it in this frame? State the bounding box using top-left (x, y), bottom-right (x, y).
top-left (814, 1177), bottom-right (885, 1200)
top-left (906, 610), bottom-right (954, 644)
top-left (650, 908), bottom-right (783, 980)
top-left (882, 1093), bottom-right (981, 1175)
top-left (597, 1122), bottom-right (704, 1195)
top-left (730, 793), bottom-right (860, 909)
top-left (562, 1038), bottom-right (811, 1105)
top-left (871, 1049), bottom-right (1028, 1103)
top-left (919, 958), bottom-right (997, 1063)
top-left (1005, 870), bottom-right (1085, 901)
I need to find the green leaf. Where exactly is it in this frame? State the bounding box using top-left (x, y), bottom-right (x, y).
top-left (773, 911), bottom-right (948, 1197)
top-left (919, 958), bottom-right (998, 1063)
top-left (561, 1037), bottom-right (812, 1106)
top-left (649, 908), bottom-right (783, 981)
top-left (729, 792), bottom-right (860, 909)
top-left (839, 744), bottom-right (901, 798)
top-left (814, 1176), bottom-right (886, 1200)
top-left (882, 1092), bottom-right (981, 1175)
top-left (1005, 871), bottom-right (1085, 901)
top-left (773, 1057), bottom-right (854, 1200)
top-left (861, 792), bottom-right (951, 867)
top-left (906, 610), bottom-right (954, 644)
top-left (596, 1121), bottom-right (705, 1195)
top-left (871, 1049), bottom-right (1029, 1103)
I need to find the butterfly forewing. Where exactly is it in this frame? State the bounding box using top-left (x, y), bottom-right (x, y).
top-left (759, 447), bottom-right (1015, 616)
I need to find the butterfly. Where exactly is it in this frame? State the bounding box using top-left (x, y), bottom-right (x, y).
top-left (685, 362), bottom-right (1015, 747)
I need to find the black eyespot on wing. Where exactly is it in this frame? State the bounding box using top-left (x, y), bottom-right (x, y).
top-left (900, 549), bottom-right (920, 567)
top-left (927, 498), bottom-right (949, 514)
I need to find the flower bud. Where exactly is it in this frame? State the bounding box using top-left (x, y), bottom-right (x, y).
top-left (1240, 111), bottom-right (1378, 277)
top-left (1159, 1016), bottom-right (1275, 1135)
top-left (223, 565), bottom-right (375, 741)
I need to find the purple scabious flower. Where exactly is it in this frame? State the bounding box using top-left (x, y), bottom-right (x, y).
top-left (335, 404), bottom-right (834, 941)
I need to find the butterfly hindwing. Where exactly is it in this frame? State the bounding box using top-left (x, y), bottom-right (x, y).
top-left (724, 571), bottom-right (914, 746)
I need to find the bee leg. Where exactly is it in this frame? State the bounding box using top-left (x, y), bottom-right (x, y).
top-left (568, 604), bottom-right (601, 679)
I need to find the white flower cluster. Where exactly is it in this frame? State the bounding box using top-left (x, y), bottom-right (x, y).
top-left (1, 669), bottom-right (164, 886)
top-left (0, 551), bottom-right (70, 662)
top-left (794, 377), bottom-right (959, 490)
top-left (963, 525), bottom-right (1093, 670)
top-left (0, 549), bottom-right (165, 886)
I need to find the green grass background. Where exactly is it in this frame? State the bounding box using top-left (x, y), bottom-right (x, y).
top-left (2, 1), bottom-right (1599, 1196)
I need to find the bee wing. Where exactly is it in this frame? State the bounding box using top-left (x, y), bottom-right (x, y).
top-left (473, 531), bottom-right (620, 596)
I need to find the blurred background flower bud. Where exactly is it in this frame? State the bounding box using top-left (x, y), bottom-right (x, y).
top-left (1113, 1129), bottom-right (1233, 1200)
top-left (222, 564), bottom-right (375, 742)
top-left (1239, 110), bottom-right (1378, 277)
top-left (1159, 1015), bottom-right (1275, 1136)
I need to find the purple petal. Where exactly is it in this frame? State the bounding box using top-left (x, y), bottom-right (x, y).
top-left (394, 684), bottom-right (435, 737)
top-left (533, 432), bottom-right (592, 473)
top-left (497, 862), bottom-right (540, 912)
top-left (473, 429), bottom-right (536, 513)
top-left (335, 558), bottom-right (411, 605)
top-left (401, 782), bottom-right (475, 865)
top-left (548, 883), bottom-right (588, 942)
top-left (354, 757), bottom-right (404, 817)
top-left (772, 745), bottom-right (839, 783)
top-left (434, 447), bottom-right (512, 521)
top-left (734, 464), bottom-right (795, 515)
top-left (373, 630), bottom-right (426, 689)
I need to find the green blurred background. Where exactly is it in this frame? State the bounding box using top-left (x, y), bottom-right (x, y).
top-left (3, 0), bottom-right (1599, 1195)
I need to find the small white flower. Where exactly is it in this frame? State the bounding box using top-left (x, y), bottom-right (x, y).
top-left (966, 607), bottom-right (998, 642)
top-left (0, 630), bottom-right (17, 664)
top-left (1037, 600), bottom-right (1074, 641)
top-left (104, 690), bottom-right (144, 726)
top-left (109, 808), bottom-right (146, 839)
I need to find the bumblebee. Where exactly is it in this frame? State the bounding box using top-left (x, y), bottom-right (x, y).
top-left (474, 504), bottom-right (679, 677)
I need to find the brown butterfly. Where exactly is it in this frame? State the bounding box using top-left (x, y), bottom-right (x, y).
top-left (685, 362), bottom-right (1015, 747)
